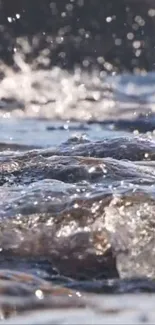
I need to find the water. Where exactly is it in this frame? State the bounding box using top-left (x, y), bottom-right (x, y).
top-left (1, 62), bottom-right (155, 323)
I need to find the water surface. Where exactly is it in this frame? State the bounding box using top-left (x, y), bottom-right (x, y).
top-left (1, 65), bottom-right (155, 323)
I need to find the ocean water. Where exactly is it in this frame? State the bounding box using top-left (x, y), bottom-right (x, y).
top-left (1, 62), bottom-right (155, 323)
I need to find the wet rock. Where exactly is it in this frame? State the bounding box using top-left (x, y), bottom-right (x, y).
top-left (1, 136), bottom-right (155, 165)
top-left (0, 173), bottom-right (154, 280)
top-left (0, 205), bottom-right (118, 279)
top-left (0, 152), bottom-right (155, 280)
top-left (26, 136), bottom-right (155, 161)
top-left (0, 134), bottom-right (155, 306)
top-left (53, 137), bottom-right (155, 160)
top-left (1, 151), bottom-right (155, 186)
top-left (104, 191), bottom-right (155, 278)
top-left (67, 277), bottom-right (155, 294)
top-left (0, 270), bottom-right (85, 318)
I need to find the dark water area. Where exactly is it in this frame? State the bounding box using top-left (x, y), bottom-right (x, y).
top-left (1, 0), bottom-right (155, 71)
top-left (1, 0), bottom-right (155, 324)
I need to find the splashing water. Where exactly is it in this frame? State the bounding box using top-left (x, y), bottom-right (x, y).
top-left (1, 3), bottom-right (155, 321)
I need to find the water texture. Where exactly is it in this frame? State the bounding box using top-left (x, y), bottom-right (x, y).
top-left (1, 0), bottom-right (155, 321)
top-left (0, 62), bottom-right (154, 323)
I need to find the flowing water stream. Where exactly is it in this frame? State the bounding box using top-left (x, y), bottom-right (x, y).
top-left (0, 62), bottom-right (155, 323)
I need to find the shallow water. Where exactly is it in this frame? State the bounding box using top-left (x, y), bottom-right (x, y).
top-left (1, 64), bottom-right (155, 323)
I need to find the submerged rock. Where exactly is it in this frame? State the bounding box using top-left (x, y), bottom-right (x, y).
top-left (0, 143), bottom-right (155, 279)
top-left (0, 136), bottom-right (155, 280)
top-left (0, 131), bottom-right (155, 321)
top-left (0, 269), bottom-right (85, 318)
